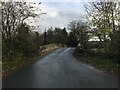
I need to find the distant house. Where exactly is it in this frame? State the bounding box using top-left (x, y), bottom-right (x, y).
top-left (88, 36), bottom-right (102, 42)
top-left (88, 36), bottom-right (103, 48)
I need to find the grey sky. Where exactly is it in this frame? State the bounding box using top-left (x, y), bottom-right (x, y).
top-left (41, 2), bottom-right (86, 27)
top-left (26, 1), bottom-right (87, 33)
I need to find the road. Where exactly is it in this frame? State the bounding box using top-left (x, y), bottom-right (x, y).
top-left (2, 48), bottom-right (118, 88)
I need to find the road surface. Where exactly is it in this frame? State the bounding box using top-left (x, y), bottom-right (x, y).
top-left (3, 48), bottom-right (118, 88)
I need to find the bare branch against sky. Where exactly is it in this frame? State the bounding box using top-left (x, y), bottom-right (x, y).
top-left (1, 0), bottom-right (119, 32)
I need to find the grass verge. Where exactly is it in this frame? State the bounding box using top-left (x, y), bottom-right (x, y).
top-left (73, 48), bottom-right (119, 76)
top-left (2, 47), bottom-right (60, 77)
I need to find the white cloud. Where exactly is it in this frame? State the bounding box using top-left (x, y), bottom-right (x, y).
top-left (25, 2), bottom-right (87, 33)
top-left (49, 11), bottom-right (58, 18)
top-left (39, 4), bottom-right (59, 18)
top-left (12, 1), bottom-right (86, 33)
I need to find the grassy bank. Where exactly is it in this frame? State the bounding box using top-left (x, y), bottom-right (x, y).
top-left (74, 48), bottom-right (119, 76)
top-left (2, 44), bottom-right (63, 77)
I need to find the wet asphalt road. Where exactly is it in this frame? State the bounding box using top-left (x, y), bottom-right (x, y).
top-left (3, 48), bottom-right (118, 88)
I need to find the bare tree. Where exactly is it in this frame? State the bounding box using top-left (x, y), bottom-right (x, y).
top-left (0, 1), bottom-right (44, 47)
top-left (84, 1), bottom-right (119, 49)
top-left (68, 20), bottom-right (89, 49)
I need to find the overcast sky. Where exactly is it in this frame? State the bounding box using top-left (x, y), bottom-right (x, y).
top-left (28, 0), bottom-right (117, 33)
top-left (25, 0), bottom-right (87, 33)
top-left (41, 2), bottom-right (86, 28)
top-left (4, 0), bottom-right (118, 33)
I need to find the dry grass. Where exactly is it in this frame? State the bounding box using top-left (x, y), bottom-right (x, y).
top-left (2, 44), bottom-right (64, 77)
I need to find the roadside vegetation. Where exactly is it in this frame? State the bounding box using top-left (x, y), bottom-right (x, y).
top-left (74, 48), bottom-right (119, 75)
top-left (1, 1), bottom-right (119, 76)
top-left (1, 2), bottom-right (66, 76)
top-left (3, 43), bottom-right (63, 77)
top-left (72, 2), bottom-right (119, 75)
